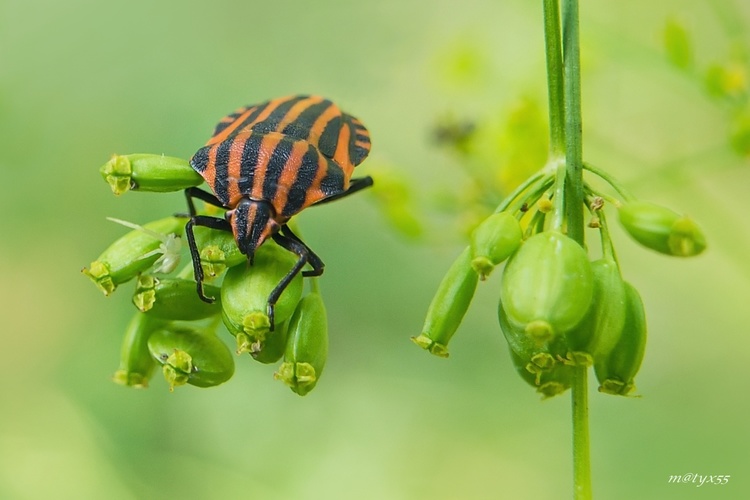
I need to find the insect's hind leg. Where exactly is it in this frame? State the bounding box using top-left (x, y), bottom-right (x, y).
top-left (312, 176), bottom-right (373, 206)
top-left (185, 215), bottom-right (231, 303)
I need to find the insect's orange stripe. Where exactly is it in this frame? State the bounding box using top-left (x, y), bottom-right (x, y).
top-left (303, 153), bottom-right (331, 207)
top-left (251, 133), bottom-right (285, 200)
top-left (273, 140), bottom-right (309, 214)
top-left (206, 107), bottom-right (255, 146)
top-left (202, 144), bottom-right (218, 190)
top-left (276, 96), bottom-right (325, 133)
top-left (226, 132), bottom-right (250, 206)
top-left (333, 122), bottom-right (354, 177)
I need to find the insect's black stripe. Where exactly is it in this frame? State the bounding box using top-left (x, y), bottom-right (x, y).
top-left (190, 146), bottom-right (209, 173)
top-left (282, 144), bottom-right (322, 217)
top-left (212, 138), bottom-right (233, 204)
top-left (238, 132), bottom-right (262, 196)
top-left (262, 137), bottom-right (295, 202)
top-left (319, 159), bottom-right (346, 197)
top-left (282, 99), bottom-right (334, 142)
top-left (318, 115), bottom-right (343, 160)
top-left (251, 95), bottom-right (309, 135)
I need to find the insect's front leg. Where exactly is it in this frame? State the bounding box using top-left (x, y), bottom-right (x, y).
top-left (185, 215), bottom-right (232, 303)
top-left (280, 225), bottom-right (325, 277)
top-left (184, 187), bottom-right (225, 216)
top-left (269, 232), bottom-right (313, 331)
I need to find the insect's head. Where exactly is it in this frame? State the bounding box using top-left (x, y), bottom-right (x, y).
top-left (226, 198), bottom-right (280, 263)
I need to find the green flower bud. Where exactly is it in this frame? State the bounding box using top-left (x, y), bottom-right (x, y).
top-left (498, 298), bottom-right (573, 398)
top-left (509, 350), bottom-right (574, 398)
top-left (112, 312), bottom-right (164, 388)
top-left (192, 226), bottom-right (246, 280)
top-left (147, 326), bottom-right (235, 390)
top-left (275, 292), bottom-right (328, 396)
top-left (220, 242), bottom-right (303, 345)
top-left (100, 154), bottom-right (203, 195)
top-left (564, 259), bottom-right (627, 355)
top-left (132, 276), bottom-right (221, 320)
top-left (249, 320), bottom-right (289, 364)
top-left (470, 212), bottom-right (523, 280)
top-left (595, 282), bottom-right (647, 396)
top-left (500, 231), bottom-right (594, 343)
top-left (412, 247), bottom-right (478, 357)
top-left (82, 216), bottom-right (185, 295)
top-left (618, 201), bottom-right (706, 257)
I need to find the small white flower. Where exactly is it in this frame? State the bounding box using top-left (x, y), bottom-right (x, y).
top-left (107, 217), bottom-right (182, 273)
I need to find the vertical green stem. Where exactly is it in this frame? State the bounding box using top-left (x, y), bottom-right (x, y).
top-left (571, 365), bottom-right (592, 500)
top-left (543, 0), bottom-right (566, 159)
top-left (562, 0), bottom-right (584, 246)
top-left (561, 0), bottom-right (592, 498)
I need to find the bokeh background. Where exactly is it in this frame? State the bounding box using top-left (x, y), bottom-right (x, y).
top-left (2, 1), bottom-right (749, 499)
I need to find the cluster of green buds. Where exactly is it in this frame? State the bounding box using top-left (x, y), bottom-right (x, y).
top-left (413, 160), bottom-right (706, 398)
top-left (84, 154), bottom-right (328, 395)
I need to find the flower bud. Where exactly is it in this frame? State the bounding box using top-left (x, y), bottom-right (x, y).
top-left (82, 216), bottom-right (185, 295)
top-left (132, 276), bottom-right (221, 320)
top-left (500, 231), bottom-right (594, 343)
top-left (617, 201), bottom-right (706, 257)
top-left (412, 247), bottom-right (478, 357)
top-left (594, 282), bottom-right (647, 396)
top-left (112, 313), bottom-right (164, 388)
top-left (498, 298), bottom-right (573, 397)
top-left (469, 212), bottom-right (522, 280)
top-left (249, 320), bottom-right (289, 364)
top-left (220, 242), bottom-right (303, 346)
top-left (147, 326), bottom-right (235, 390)
top-left (100, 154), bottom-right (203, 195)
top-left (192, 226), bottom-right (246, 280)
top-left (275, 292), bottom-right (328, 396)
top-left (564, 258), bottom-right (627, 355)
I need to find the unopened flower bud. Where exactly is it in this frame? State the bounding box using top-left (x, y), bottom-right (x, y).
top-left (500, 231), bottom-right (594, 343)
top-left (564, 258), bottom-right (627, 355)
top-left (275, 292), bottom-right (328, 396)
top-left (147, 326), bottom-right (235, 390)
top-left (112, 312), bottom-right (164, 388)
top-left (220, 242), bottom-right (303, 345)
top-left (469, 212), bottom-right (522, 280)
top-left (594, 282), bottom-right (647, 396)
top-left (100, 154), bottom-right (203, 195)
top-left (618, 201), bottom-right (706, 257)
top-left (412, 247), bottom-right (478, 357)
top-left (499, 299), bottom-right (573, 398)
top-left (132, 276), bottom-right (221, 320)
top-left (82, 216), bottom-right (185, 295)
top-left (192, 226), bottom-right (246, 280)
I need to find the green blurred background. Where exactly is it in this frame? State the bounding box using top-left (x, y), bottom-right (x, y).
top-left (2, 0), bottom-right (749, 499)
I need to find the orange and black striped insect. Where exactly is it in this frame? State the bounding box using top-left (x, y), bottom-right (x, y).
top-left (184, 95), bottom-right (373, 329)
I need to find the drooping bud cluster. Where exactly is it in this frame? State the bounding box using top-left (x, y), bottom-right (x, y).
top-left (85, 154), bottom-right (329, 394)
top-left (414, 160), bottom-right (706, 398)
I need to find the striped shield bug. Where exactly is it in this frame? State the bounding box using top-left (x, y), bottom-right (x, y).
top-left (183, 95), bottom-right (373, 330)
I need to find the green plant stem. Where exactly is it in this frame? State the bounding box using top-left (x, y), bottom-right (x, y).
top-left (561, 0), bottom-right (592, 498)
top-left (583, 162), bottom-right (635, 202)
top-left (571, 364), bottom-right (592, 500)
top-left (544, 0), bottom-right (566, 159)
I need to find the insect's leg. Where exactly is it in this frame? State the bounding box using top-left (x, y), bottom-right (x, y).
top-left (185, 215), bottom-right (231, 303)
top-left (312, 176), bottom-right (374, 206)
top-left (269, 232), bottom-right (311, 331)
top-left (280, 225), bottom-right (325, 277)
top-left (184, 187), bottom-right (225, 216)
